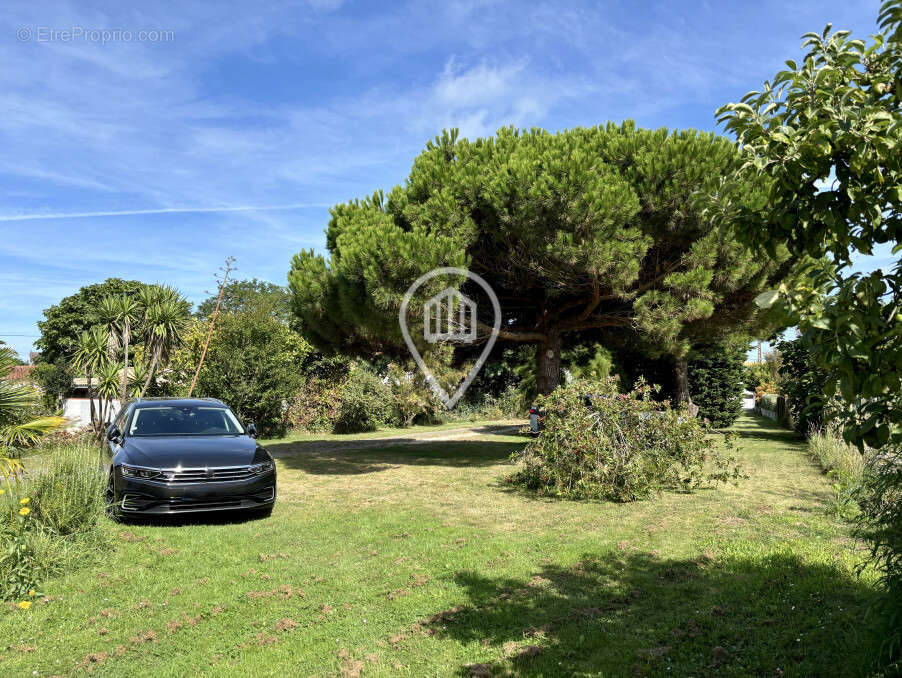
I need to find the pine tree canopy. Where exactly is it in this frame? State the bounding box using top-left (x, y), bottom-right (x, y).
top-left (289, 121), bottom-right (801, 394)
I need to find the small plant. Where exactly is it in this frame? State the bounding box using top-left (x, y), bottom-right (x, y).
top-left (506, 378), bottom-right (743, 502)
top-left (1, 493), bottom-right (40, 601)
top-left (385, 363), bottom-right (441, 427)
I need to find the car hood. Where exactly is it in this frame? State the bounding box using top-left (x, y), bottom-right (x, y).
top-left (119, 436), bottom-right (269, 469)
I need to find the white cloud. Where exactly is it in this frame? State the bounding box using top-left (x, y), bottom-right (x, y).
top-left (0, 204), bottom-right (326, 222)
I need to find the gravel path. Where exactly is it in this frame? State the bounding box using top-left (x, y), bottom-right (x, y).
top-left (267, 422), bottom-right (525, 457)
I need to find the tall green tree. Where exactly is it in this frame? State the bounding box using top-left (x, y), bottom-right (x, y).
top-left (716, 3), bottom-right (902, 450)
top-left (96, 295), bottom-right (140, 402)
top-left (195, 279), bottom-right (291, 322)
top-left (36, 278), bottom-right (146, 365)
top-left (290, 123), bottom-right (798, 400)
top-left (716, 1), bottom-right (902, 667)
top-left (687, 342), bottom-right (745, 428)
top-left (171, 311), bottom-right (309, 434)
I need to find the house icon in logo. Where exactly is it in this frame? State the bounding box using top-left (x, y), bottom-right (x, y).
top-left (423, 287), bottom-right (477, 343)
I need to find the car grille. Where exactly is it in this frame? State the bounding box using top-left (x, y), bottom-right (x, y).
top-left (165, 466), bottom-right (256, 483)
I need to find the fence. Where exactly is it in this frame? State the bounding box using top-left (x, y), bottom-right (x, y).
top-left (754, 393), bottom-right (793, 428)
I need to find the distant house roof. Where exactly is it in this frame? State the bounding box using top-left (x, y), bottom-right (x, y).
top-left (72, 366), bottom-right (136, 389)
top-left (8, 365), bottom-right (35, 381)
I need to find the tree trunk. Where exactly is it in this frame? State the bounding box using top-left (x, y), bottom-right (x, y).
top-left (120, 323), bottom-right (130, 402)
top-left (140, 350), bottom-right (160, 397)
top-left (675, 358), bottom-right (699, 417)
top-left (535, 327), bottom-right (562, 396)
top-left (87, 369), bottom-right (101, 444)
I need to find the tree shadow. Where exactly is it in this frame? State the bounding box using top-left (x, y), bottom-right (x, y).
top-left (732, 415), bottom-right (803, 445)
top-left (469, 424), bottom-right (529, 437)
top-left (271, 440), bottom-right (523, 476)
top-left (416, 550), bottom-right (881, 677)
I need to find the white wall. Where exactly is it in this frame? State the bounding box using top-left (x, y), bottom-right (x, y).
top-left (62, 398), bottom-right (121, 430)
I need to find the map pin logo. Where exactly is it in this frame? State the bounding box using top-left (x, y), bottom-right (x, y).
top-left (399, 267), bottom-right (501, 409)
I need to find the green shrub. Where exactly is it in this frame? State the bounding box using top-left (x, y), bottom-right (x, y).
top-left (688, 343), bottom-right (744, 428)
top-left (384, 363), bottom-right (442, 427)
top-left (286, 377), bottom-right (343, 432)
top-left (31, 361), bottom-right (71, 410)
top-left (1, 443), bottom-right (110, 601)
top-left (449, 385), bottom-right (527, 423)
top-left (808, 429), bottom-right (865, 478)
top-left (334, 366), bottom-right (392, 433)
top-left (777, 338), bottom-right (829, 436)
top-left (27, 443), bottom-right (107, 536)
top-left (808, 428), bottom-right (867, 520)
top-left (506, 378), bottom-right (743, 502)
top-left (172, 311), bottom-right (309, 436)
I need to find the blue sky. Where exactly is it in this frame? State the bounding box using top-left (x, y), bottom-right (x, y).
top-left (0, 0), bottom-right (894, 360)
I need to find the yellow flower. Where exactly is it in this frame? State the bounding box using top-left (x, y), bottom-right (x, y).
top-left (17, 600), bottom-right (32, 610)
top-left (19, 507), bottom-right (30, 516)
top-left (28, 590), bottom-right (35, 597)
top-left (0, 488), bottom-right (4, 494)
top-left (19, 497), bottom-right (30, 505)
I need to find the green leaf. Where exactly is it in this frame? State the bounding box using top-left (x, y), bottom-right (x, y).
top-left (755, 289), bottom-right (780, 309)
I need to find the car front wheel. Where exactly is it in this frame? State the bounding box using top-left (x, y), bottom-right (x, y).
top-left (105, 474), bottom-right (121, 521)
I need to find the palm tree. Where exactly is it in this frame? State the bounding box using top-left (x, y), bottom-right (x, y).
top-left (129, 360), bottom-right (146, 399)
top-left (96, 360), bottom-right (122, 428)
top-left (0, 344), bottom-right (64, 490)
top-left (138, 287), bottom-right (189, 396)
top-left (71, 327), bottom-right (109, 438)
top-left (114, 296), bottom-right (139, 402)
top-left (97, 294), bottom-right (140, 403)
top-left (96, 295), bottom-right (122, 361)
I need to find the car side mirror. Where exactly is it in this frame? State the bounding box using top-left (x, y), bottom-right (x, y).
top-left (247, 423), bottom-right (258, 438)
top-left (106, 424), bottom-right (122, 442)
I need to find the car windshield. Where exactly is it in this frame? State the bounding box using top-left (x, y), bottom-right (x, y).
top-left (128, 405), bottom-right (245, 436)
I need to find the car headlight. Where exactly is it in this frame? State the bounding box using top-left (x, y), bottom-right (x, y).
top-left (249, 461), bottom-right (274, 475)
top-left (121, 465), bottom-right (162, 480)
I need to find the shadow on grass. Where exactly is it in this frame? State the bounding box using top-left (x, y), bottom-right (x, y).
top-left (113, 507), bottom-right (271, 528)
top-left (420, 550), bottom-right (881, 677)
top-left (732, 415), bottom-right (804, 446)
top-left (272, 440), bottom-right (524, 475)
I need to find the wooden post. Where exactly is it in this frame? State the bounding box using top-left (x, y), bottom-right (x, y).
top-left (189, 257), bottom-right (234, 397)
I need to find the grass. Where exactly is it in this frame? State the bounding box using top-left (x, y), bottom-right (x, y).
top-left (0, 413), bottom-right (883, 677)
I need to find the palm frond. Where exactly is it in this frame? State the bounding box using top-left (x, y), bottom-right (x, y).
top-left (0, 345), bottom-right (21, 378)
top-left (1, 416), bottom-right (66, 448)
top-left (0, 380), bottom-right (38, 425)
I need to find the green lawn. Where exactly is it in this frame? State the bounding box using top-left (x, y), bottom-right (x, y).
top-left (0, 414), bottom-right (883, 677)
